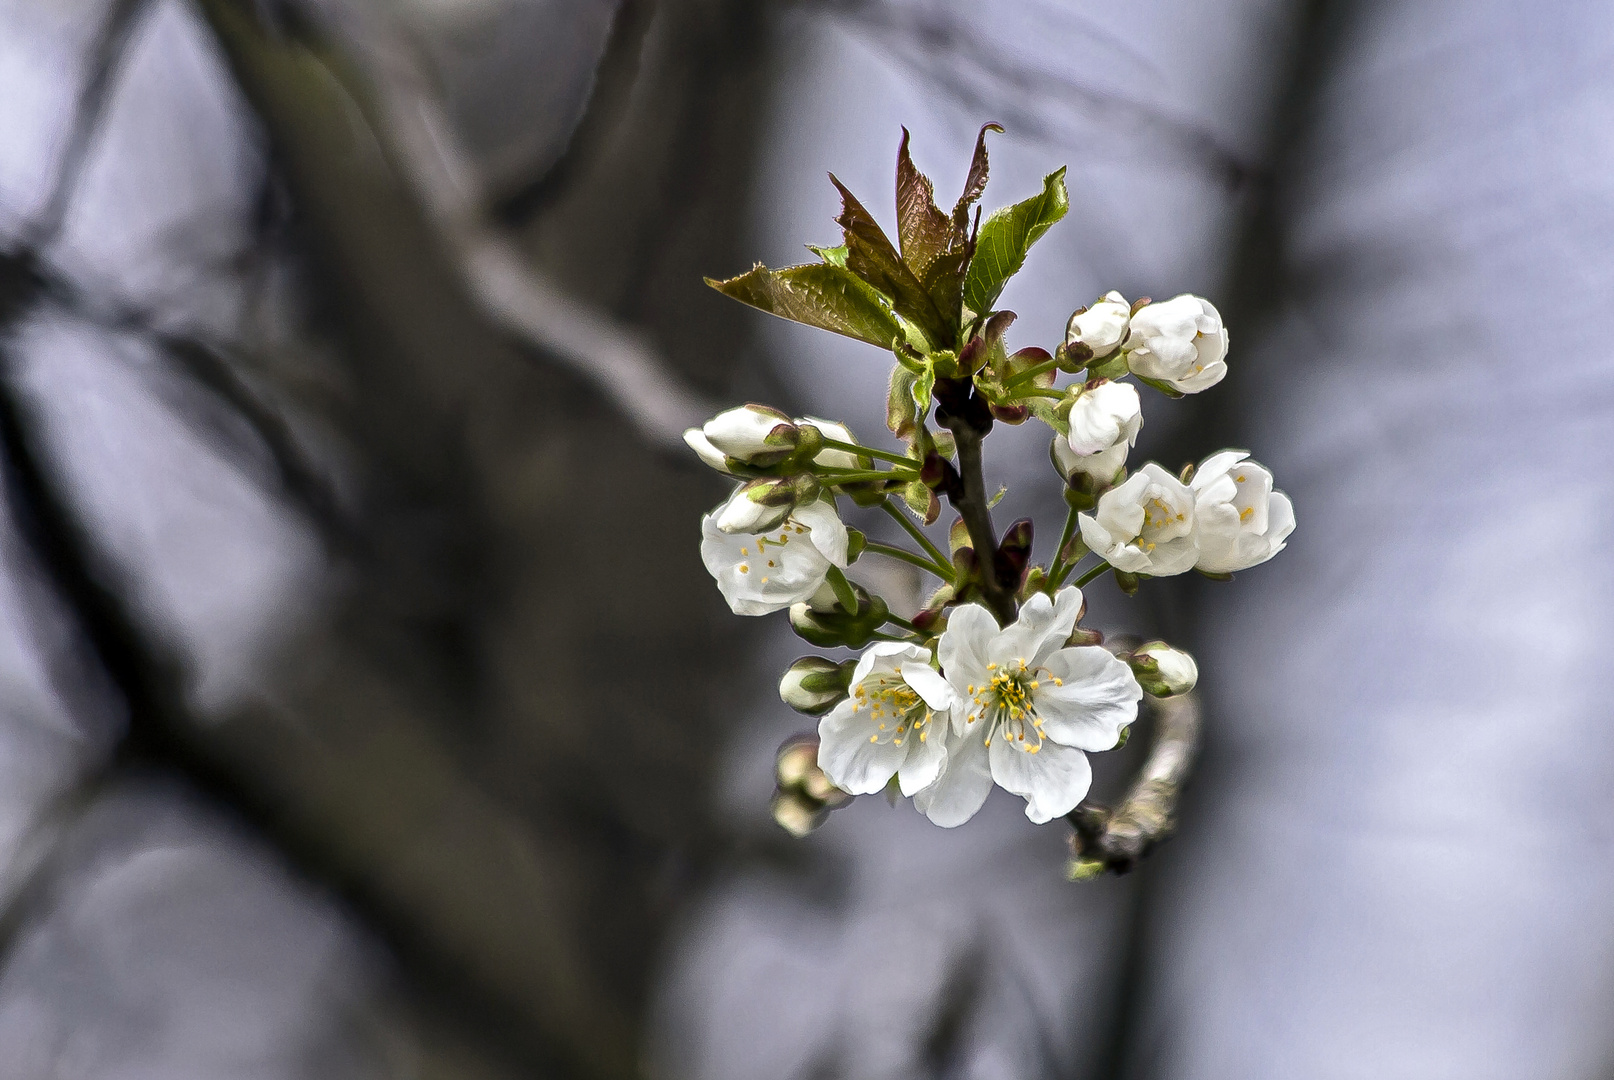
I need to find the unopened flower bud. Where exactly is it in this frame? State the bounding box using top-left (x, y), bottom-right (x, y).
top-left (702, 404), bottom-right (800, 465)
top-left (770, 789), bottom-right (824, 838)
top-left (1129, 641), bottom-right (1198, 696)
top-left (1066, 291), bottom-right (1132, 361)
top-left (714, 478), bottom-right (796, 534)
top-left (683, 428), bottom-right (736, 473)
top-left (797, 416), bottom-right (866, 471)
top-left (1052, 437), bottom-right (1126, 485)
top-left (779, 656), bottom-right (855, 715)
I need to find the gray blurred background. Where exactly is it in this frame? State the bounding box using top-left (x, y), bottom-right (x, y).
top-left (1, 0), bottom-right (1612, 1077)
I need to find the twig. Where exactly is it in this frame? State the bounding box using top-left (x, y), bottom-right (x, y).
top-left (1066, 692), bottom-right (1201, 876)
top-left (939, 409), bottom-right (1015, 623)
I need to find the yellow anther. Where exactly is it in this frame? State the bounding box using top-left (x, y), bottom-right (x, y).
top-left (738, 564), bottom-right (749, 573)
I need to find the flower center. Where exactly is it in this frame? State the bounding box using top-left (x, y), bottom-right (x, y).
top-left (1135, 491), bottom-right (1187, 552)
top-left (965, 659), bottom-right (1065, 755)
top-left (851, 673), bottom-right (934, 748)
top-left (734, 523), bottom-right (810, 584)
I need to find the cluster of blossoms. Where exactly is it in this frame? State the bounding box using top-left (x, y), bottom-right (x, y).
top-left (690, 127), bottom-right (1294, 836)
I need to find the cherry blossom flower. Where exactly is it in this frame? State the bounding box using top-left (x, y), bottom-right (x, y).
top-left (700, 494), bottom-right (848, 615)
top-left (816, 643), bottom-right (956, 797)
top-left (1125, 294), bottom-right (1228, 393)
top-left (916, 589), bottom-right (1141, 826)
top-left (1077, 463), bottom-right (1199, 576)
top-left (1190, 451), bottom-right (1296, 573)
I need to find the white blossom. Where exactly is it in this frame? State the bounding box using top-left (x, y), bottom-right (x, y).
top-left (916, 589), bottom-right (1141, 826)
top-left (1078, 462), bottom-right (1198, 576)
top-left (1124, 294), bottom-right (1228, 393)
top-left (700, 404), bottom-right (799, 463)
top-left (817, 643), bottom-right (955, 797)
top-left (1190, 450), bottom-right (1295, 573)
top-left (797, 416), bottom-right (864, 471)
top-left (700, 494), bottom-right (848, 615)
top-left (1065, 291), bottom-right (1132, 361)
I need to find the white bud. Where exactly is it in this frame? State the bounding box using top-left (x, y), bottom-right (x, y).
top-left (714, 479), bottom-right (794, 534)
top-left (1130, 642), bottom-right (1198, 696)
top-left (683, 428), bottom-right (735, 473)
top-left (779, 656), bottom-right (853, 715)
top-left (1052, 437), bottom-right (1128, 483)
top-left (1067, 379), bottom-right (1143, 456)
top-left (797, 416), bottom-right (864, 471)
top-left (703, 404), bottom-right (799, 463)
top-left (1066, 291), bottom-right (1132, 360)
top-left (1125, 295), bottom-right (1228, 393)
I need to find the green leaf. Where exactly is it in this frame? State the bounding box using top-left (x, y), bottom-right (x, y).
top-left (895, 128), bottom-right (951, 277)
top-left (832, 175), bottom-right (954, 348)
top-left (808, 244), bottom-right (848, 267)
top-left (707, 262), bottom-right (902, 349)
top-left (887, 365), bottom-right (919, 438)
top-left (913, 363), bottom-right (936, 415)
top-left (825, 565), bottom-right (858, 613)
top-left (988, 485), bottom-right (1007, 508)
top-left (961, 167), bottom-right (1069, 318)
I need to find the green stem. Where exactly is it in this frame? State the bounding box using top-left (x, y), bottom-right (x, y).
top-left (1047, 505), bottom-right (1079, 585)
top-left (816, 467), bottom-right (915, 485)
top-left (880, 500), bottom-right (953, 578)
top-left (1001, 356), bottom-right (1063, 390)
top-left (884, 613), bottom-right (925, 636)
top-left (1010, 387), bottom-right (1066, 401)
top-left (817, 437), bottom-right (914, 468)
top-left (864, 540), bottom-right (950, 579)
top-left (868, 631), bottom-right (913, 644)
top-left (1072, 560), bottom-right (1111, 588)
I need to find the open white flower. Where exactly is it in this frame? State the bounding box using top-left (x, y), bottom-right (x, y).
top-left (700, 494), bottom-right (848, 615)
top-left (916, 589), bottom-right (1142, 826)
top-left (1078, 462), bottom-right (1198, 576)
top-left (817, 643), bottom-right (955, 797)
top-left (1124, 295), bottom-right (1228, 393)
top-left (1190, 450), bottom-right (1295, 573)
top-left (1065, 291), bottom-right (1132, 361)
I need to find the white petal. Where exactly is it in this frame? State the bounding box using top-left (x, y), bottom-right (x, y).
top-left (683, 429), bottom-right (733, 472)
top-left (1191, 450), bottom-right (1248, 492)
top-left (938, 603), bottom-right (1000, 693)
top-left (901, 662), bottom-right (956, 711)
top-left (817, 701), bottom-right (904, 796)
top-left (793, 497), bottom-right (849, 568)
top-left (897, 727), bottom-right (947, 796)
top-left (1035, 647), bottom-right (1143, 751)
top-left (989, 737), bottom-right (1093, 824)
top-left (913, 727), bottom-right (993, 827)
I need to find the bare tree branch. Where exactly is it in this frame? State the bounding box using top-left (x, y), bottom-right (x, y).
top-left (1067, 691), bottom-right (1201, 876)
